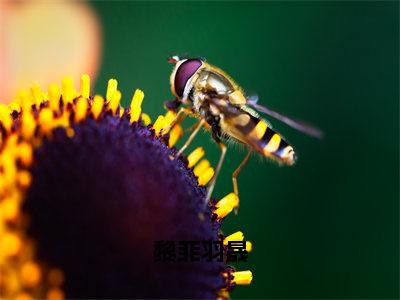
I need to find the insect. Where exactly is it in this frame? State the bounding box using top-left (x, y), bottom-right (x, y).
top-left (163, 56), bottom-right (322, 202)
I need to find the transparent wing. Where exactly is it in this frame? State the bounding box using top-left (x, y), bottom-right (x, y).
top-left (248, 100), bottom-right (324, 139)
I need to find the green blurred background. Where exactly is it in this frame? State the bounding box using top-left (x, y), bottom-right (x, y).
top-left (92, 2), bottom-right (398, 299)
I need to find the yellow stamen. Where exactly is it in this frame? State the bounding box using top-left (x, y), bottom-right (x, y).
top-left (193, 159), bottom-right (211, 177)
top-left (75, 97), bottom-right (88, 122)
top-left (17, 170), bottom-right (32, 188)
top-left (16, 143), bottom-right (32, 166)
top-left (222, 231), bottom-right (252, 252)
top-left (42, 91), bottom-right (49, 101)
top-left (106, 79), bottom-right (118, 102)
top-left (14, 293), bottom-right (33, 300)
top-left (130, 89), bottom-right (144, 123)
top-left (21, 262), bottom-right (42, 288)
top-left (21, 111), bottom-right (36, 139)
top-left (0, 104), bottom-right (12, 131)
top-left (214, 205), bottom-right (234, 220)
top-left (141, 113), bottom-right (151, 126)
top-left (162, 110), bottom-right (176, 134)
top-left (232, 270), bottom-right (253, 285)
top-left (9, 101), bottom-right (21, 113)
top-left (187, 147), bottom-right (205, 168)
top-left (15, 89), bottom-right (31, 108)
top-left (198, 167), bottom-right (214, 186)
top-left (0, 232), bottom-right (22, 257)
top-left (48, 84), bottom-right (61, 111)
top-left (109, 90), bottom-right (121, 114)
top-left (168, 125), bottom-right (183, 147)
top-left (214, 193), bottom-right (239, 219)
top-left (223, 231), bottom-right (244, 245)
top-left (39, 108), bottom-right (54, 133)
top-left (246, 241), bottom-right (253, 252)
top-left (217, 290), bottom-right (230, 300)
top-left (31, 83), bottom-right (43, 105)
top-left (91, 95), bottom-right (104, 119)
top-left (51, 111), bottom-right (70, 130)
top-left (46, 288), bottom-right (64, 300)
top-left (1, 151), bottom-right (17, 185)
top-left (216, 192), bottom-right (239, 208)
top-left (61, 77), bottom-right (75, 104)
top-left (80, 74), bottom-right (90, 99)
top-left (1, 197), bottom-right (19, 221)
top-left (153, 115), bottom-right (165, 135)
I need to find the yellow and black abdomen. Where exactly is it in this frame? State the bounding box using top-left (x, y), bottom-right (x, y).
top-left (220, 110), bottom-right (296, 165)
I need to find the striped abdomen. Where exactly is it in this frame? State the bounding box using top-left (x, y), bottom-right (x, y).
top-left (221, 110), bottom-right (296, 165)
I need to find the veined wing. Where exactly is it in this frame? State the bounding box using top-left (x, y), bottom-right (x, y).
top-left (210, 98), bottom-right (296, 165)
top-left (247, 96), bottom-right (323, 139)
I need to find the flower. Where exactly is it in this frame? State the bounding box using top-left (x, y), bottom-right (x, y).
top-left (0, 1), bottom-right (101, 103)
top-left (0, 75), bottom-right (252, 299)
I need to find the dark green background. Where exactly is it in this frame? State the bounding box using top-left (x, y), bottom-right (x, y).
top-left (92, 2), bottom-right (398, 299)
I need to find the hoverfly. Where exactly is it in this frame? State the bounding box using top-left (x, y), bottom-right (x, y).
top-left (163, 56), bottom-right (322, 202)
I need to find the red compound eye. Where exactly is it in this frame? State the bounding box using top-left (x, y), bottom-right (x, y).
top-left (174, 59), bottom-right (202, 97)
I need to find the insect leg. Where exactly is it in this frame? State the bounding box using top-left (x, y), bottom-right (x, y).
top-left (176, 118), bottom-right (206, 158)
top-left (232, 150), bottom-right (252, 197)
top-left (206, 142), bottom-right (227, 203)
top-left (161, 107), bottom-right (194, 135)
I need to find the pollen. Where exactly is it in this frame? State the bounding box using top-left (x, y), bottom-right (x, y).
top-left (232, 270), bottom-right (253, 285)
top-left (17, 170), bottom-right (32, 188)
top-left (153, 115), bottom-right (165, 135)
top-left (130, 89), bottom-right (144, 123)
top-left (39, 108), bottom-right (54, 133)
top-left (141, 113), bottom-right (151, 126)
top-left (75, 97), bottom-right (88, 122)
top-left (91, 95), bottom-right (105, 119)
top-left (20, 262), bottom-right (42, 288)
top-left (187, 146), bottom-right (205, 168)
top-left (17, 142), bottom-right (33, 166)
top-left (214, 192), bottom-right (239, 219)
top-left (223, 231), bottom-right (244, 245)
top-left (14, 292), bottom-right (34, 300)
top-left (168, 125), bottom-right (183, 147)
top-left (0, 232), bottom-right (22, 257)
top-left (1, 197), bottom-right (19, 221)
top-left (161, 110), bottom-right (176, 134)
top-left (246, 241), bottom-right (253, 252)
top-left (106, 79), bottom-right (118, 101)
top-left (46, 288), bottom-right (65, 300)
top-left (48, 84), bottom-right (61, 111)
top-left (216, 192), bottom-right (239, 209)
top-left (21, 110), bottom-right (36, 139)
top-left (198, 166), bottom-right (214, 186)
top-left (108, 90), bottom-right (121, 114)
top-left (193, 159), bottom-right (210, 177)
top-left (0, 104), bottom-right (12, 131)
top-left (223, 231), bottom-right (252, 252)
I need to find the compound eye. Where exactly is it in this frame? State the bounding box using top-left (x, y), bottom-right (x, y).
top-left (175, 59), bottom-right (202, 97)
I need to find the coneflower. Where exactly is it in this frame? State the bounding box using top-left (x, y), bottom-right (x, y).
top-left (0, 75), bottom-right (252, 299)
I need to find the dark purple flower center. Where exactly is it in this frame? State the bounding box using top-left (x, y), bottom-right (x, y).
top-left (23, 114), bottom-right (225, 298)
